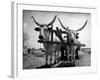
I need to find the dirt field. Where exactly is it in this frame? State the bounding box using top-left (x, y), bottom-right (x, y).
top-left (75, 51), bottom-right (91, 66)
top-left (23, 49), bottom-right (91, 69)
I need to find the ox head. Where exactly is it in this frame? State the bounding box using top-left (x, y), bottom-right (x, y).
top-left (31, 16), bottom-right (57, 40)
top-left (57, 17), bottom-right (88, 44)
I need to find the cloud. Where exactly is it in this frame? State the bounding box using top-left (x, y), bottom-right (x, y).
top-left (23, 32), bottom-right (29, 42)
top-left (23, 23), bottom-right (27, 28)
top-left (23, 32), bottom-right (31, 48)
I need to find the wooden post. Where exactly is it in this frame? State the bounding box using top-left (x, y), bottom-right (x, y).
top-left (51, 24), bottom-right (53, 43)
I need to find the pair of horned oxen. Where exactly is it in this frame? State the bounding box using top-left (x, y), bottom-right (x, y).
top-left (31, 15), bottom-right (88, 67)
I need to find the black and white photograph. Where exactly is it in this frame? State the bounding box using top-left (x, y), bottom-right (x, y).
top-left (23, 10), bottom-right (91, 69)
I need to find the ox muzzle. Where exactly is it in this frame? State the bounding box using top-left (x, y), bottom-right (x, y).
top-left (39, 35), bottom-right (44, 40)
top-left (34, 27), bottom-right (44, 40)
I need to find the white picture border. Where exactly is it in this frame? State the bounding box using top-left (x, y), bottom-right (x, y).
top-left (11, 1), bottom-right (97, 79)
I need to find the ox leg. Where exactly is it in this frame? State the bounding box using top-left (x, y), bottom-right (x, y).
top-left (65, 49), bottom-right (68, 62)
top-left (50, 55), bottom-right (52, 66)
top-left (72, 46), bottom-right (75, 62)
top-left (74, 50), bottom-right (76, 63)
top-left (56, 51), bottom-right (58, 63)
top-left (56, 51), bottom-right (59, 63)
top-left (57, 51), bottom-right (60, 63)
top-left (54, 51), bottom-right (57, 64)
top-left (67, 46), bottom-right (70, 63)
top-left (69, 46), bottom-right (73, 63)
top-left (45, 53), bottom-right (48, 66)
top-left (75, 47), bottom-right (80, 60)
top-left (72, 49), bottom-right (76, 65)
top-left (71, 47), bottom-right (75, 66)
top-left (72, 49), bottom-right (74, 63)
top-left (66, 46), bottom-right (68, 62)
top-left (59, 51), bottom-right (61, 62)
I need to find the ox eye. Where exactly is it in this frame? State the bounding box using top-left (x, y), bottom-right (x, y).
top-left (34, 27), bottom-right (40, 31)
top-left (48, 27), bottom-right (52, 30)
top-left (76, 35), bottom-right (79, 39)
top-left (76, 33), bottom-right (79, 35)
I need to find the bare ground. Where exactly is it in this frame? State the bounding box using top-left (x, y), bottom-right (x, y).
top-left (75, 51), bottom-right (91, 66)
top-left (23, 50), bottom-right (91, 69)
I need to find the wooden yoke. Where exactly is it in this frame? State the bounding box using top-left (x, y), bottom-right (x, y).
top-left (55, 27), bottom-right (65, 43)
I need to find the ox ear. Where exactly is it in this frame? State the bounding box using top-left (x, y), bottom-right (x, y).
top-left (47, 15), bottom-right (57, 27)
top-left (31, 16), bottom-right (40, 26)
top-left (57, 18), bottom-right (69, 31)
top-left (76, 20), bottom-right (88, 31)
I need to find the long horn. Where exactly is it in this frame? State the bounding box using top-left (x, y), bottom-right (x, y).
top-left (31, 16), bottom-right (40, 26)
top-left (57, 18), bottom-right (68, 31)
top-left (76, 20), bottom-right (88, 31)
top-left (47, 15), bottom-right (57, 27)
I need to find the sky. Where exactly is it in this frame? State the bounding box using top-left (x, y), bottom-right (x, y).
top-left (23, 10), bottom-right (91, 49)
